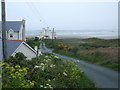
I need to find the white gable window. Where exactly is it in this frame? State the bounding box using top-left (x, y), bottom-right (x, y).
top-left (10, 33), bottom-right (13, 38)
top-left (9, 29), bottom-right (14, 39)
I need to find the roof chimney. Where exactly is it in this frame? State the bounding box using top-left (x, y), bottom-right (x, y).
top-left (22, 19), bottom-right (25, 24)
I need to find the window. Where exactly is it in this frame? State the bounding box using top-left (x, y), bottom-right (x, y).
top-left (9, 29), bottom-right (14, 39)
top-left (10, 33), bottom-right (13, 38)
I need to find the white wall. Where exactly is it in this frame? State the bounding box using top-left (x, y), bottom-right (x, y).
top-left (12, 43), bottom-right (37, 60)
top-left (0, 31), bottom-right (2, 39)
top-left (7, 32), bottom-right (19, 40)
top-left (19, 25), bottom-right (23, 40)
top-left (0, 23), bottom-right (25, 40)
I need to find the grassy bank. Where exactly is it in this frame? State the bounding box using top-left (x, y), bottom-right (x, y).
top-left (44, 38), bottom-right (120, 71)
top-left (26, 39), bottom-right (40, 49)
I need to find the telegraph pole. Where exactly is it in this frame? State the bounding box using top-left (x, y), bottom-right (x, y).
top-left (1, 0), bottom-right (7, 60)
top-left (52, 28), bottom-right (54, 47)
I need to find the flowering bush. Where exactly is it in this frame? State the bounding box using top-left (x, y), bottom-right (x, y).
top-left (57, 44), bottom-right (75, 51)
top-left (2, 53), bottom-right (95, 88)
top-left (2, 62), bottom-right (35, 88)
top-left (28, 54), bottom-right (95, 88)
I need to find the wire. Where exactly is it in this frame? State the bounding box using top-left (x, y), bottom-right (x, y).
top-left (25, 1), bottom-right (50, 28)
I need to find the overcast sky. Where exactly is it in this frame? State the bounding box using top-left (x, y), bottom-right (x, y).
top-left (0, 0), bottom-right (118, 31)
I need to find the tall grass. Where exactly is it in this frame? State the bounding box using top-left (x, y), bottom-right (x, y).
top-left (46, 38), bottom-right (119, 71)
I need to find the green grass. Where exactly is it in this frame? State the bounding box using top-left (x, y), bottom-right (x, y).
top-left (45, 38), bottom-right (120, 71)
top-left (26, 38), bottom-right (119, 71)
top-left (26, 39), bottom-right (40, 49)
top-left (53, 50), bottom-right (119, 71)
top-left (62, 38), bottom-right (119, 48)
top-left (44, 39), bottom-right (63, 48)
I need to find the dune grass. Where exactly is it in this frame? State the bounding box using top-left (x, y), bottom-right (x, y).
top-left (45, 38), bottom-right (120, 71)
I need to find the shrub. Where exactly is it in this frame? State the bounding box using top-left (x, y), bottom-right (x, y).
top-left (2, 62), bottom-right (35, 88)
top-left (29, 54), bottom-right (95, 88)
top-left (15, 52), bottom-right (26, 61)
top-left (2, 52), bottom-right (96, 88)
top-left (26, 40), bottom-right (40, 48)
top-left (4, 52), bottom-right (27, 66)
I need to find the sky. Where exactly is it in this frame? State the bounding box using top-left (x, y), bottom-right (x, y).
top-left (0, 0), bottom-right (118, 31)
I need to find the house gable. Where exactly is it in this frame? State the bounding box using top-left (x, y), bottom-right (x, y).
top-left (0, 40), bottom-right (37, 60)
top-left (0, 20), bottom-right (25, 41)
top-left (12, 42), bottom-right (37, 60)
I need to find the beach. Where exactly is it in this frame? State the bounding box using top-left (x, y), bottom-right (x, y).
top-left (26, 34), bottom-right (118, 39)
top-left (26, 30), bottom-right (118, 39)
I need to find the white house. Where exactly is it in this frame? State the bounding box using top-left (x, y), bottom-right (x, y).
top-left (0, 40), bottom-right (37, 61)
top-left (0, 20), bottom-right (41, 61)
top-left (0, 19), bottom-right (26, 41)
top-left (38, 27), bottom-right (57, 40)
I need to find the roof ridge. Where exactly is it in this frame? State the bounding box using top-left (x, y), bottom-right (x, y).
top-left (0, 21), bottom-right (24, 32)
top-left (5, 21), bottom-right (23, 22)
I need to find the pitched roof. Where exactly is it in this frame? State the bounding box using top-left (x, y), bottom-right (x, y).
top-left (0, 39), bottom-right (37, 61)
top-left (0, 40), bottom-right (23, 60)
top-left (0, 21), bottom-right (23, 32)
top-left (7, 40), bottom-right (23, 58)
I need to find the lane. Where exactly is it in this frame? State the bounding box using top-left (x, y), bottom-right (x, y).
top-left (40, 42), bottom-right (119, 88)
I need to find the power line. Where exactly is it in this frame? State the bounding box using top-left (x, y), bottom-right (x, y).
top-left (25, 1), bottom-right (49, 28)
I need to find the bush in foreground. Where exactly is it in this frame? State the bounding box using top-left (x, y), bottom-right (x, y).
top-left (2, 53), bottom-right (96, 88)
top-left (26, 54), bottom-right (96, 88)
top-left (2, 62), bottom-right (35, 88)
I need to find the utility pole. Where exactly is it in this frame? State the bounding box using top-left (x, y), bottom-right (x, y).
top-left (52, 28), bottom-right (54, 47)
top-left (1, 0), bottom-right (7, 60)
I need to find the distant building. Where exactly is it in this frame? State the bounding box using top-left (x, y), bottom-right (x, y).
top-left (0, 19), bottom-right (26, 41)
top-left (39, 27), bottom-right (57, 39)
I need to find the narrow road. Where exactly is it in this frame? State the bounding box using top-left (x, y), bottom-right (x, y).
top-left (39, 42), bottom-right (119, 88)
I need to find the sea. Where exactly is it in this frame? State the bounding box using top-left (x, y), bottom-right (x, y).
top-left (26, 30), bottom-right (118, 38)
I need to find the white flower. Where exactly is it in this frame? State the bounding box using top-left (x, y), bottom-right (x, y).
top-left (53, 78), bottom-right (55, 81)
top-left (50, 64), bottom-right (55, 68)
top-left (46, 83), bottom-right (50, 86)
top-left (45, 56), bottom-right (48, 58)
top-left (41, 66), bottom-right (45, 71)
top-left (44, 86), bottom-right (47, 88)
top-left (48, 79), bottom-right (51, 82)
top-left (46, 84), bottom-right (53, 89)
top-left (34, 65), bottom-right (41, 68)
top-left (40, 85), bottom-right (43, 87)
top-left (63, 72), bottom-right (67, 76)
top-left (44, 59), bottom-right (51, 63)
top-left (40, 63), bottom-right (44, 66)
top-left (47, 59), bottom-right (51, 61)
top-left (54, 55), bottom-right (59, 59)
